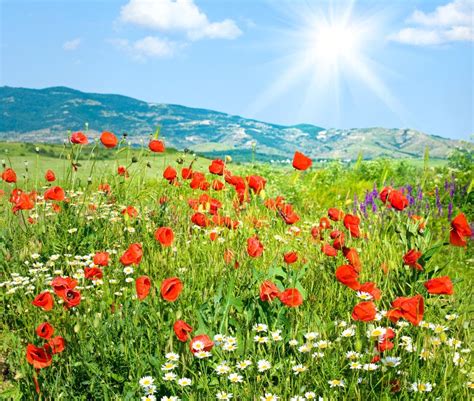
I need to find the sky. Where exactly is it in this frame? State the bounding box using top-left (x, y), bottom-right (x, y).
top-left (0, 0), bottom-right (473, 140)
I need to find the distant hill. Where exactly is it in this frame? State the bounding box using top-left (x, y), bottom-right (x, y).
top-left (0, 86), bottom-right (465, 161)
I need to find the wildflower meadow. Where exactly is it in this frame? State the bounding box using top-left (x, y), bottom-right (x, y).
top-left (0, 132), bottom-right (473, 401)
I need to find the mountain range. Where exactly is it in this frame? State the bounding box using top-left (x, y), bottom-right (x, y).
top-left (0, 86), bottom-right (465, 161)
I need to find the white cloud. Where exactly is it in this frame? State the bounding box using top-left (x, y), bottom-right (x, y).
top-left (110, 36), bottom-right (177, 61)
top-left (120, 0), bottom-right (242, 40)
top-left (63, 38), bottom-right (81, 51)
top-left (390, 0), bottom-right (473, 46)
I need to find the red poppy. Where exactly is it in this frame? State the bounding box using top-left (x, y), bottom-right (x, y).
top-left (190, 172), bottom-right (206, 189)
top-left (70, 132), bottom-right (88, 145)
top-left (279, 288), bottom-right (303, 307)
top-left (212, 180), bottom-right (225, 190)
top-left (343, 214), bottom-right (361, 238)
top-left (343, 247), bottom-right (362, 272)
top-left (174, 320), bottom-right (193, 342)
top-left (100, 131), bottom-right (118, 148)
top-left (32, 291), bottom-right (54, 311)
top-left (182, 167), bottom-right (193, 179)
top-left (209, 159), bottom-right (225, 175)
top-left (359, 282), bottom-right (381, 300)
top-left (310, 226), bottom-right (321, 240)
top-left (44, 169), bottom-right (56, 182)
top-left (403, 249), bottom-right (423, 270)
top-left (11, 191), bottom-right (35, 213)
top-left (424, 276), bottom-right (454, 295)
top-left (149, 139), bottom-right (165, 152)
top-left (154, 227), bottom-right (174, 247)
top-left (351, 301), bottom-right (377, 322)
top-left (45, 336), bottom-right (66, 354)
top-left (247, 236), bottom-right (264, 258)
top-left (379, 186), bottom-right (392, 203)
top-left (277, 203), bottom-right (300, 225)
top-left (84, 267), bottom-right (103, 280)
top-left (120, 243), bottom-right (143, 266)
top-left (332, 231), bottom-right (345, 250)
top-left (319, 217), bottom-right (331, 230)
top-left (51, 277), bottom-right (77, 298)
top-left (163, 166), bottom-right (177, 182)
top-left (322, 243), bottom-right (338, 257)
top-left (283, 251), bottom-right (298, 264)
top-left (335, 264), bottom-right (360, 290)
top-left (388, 190), bottom-right (408, 211)
top-left (93, 252), bottom-right (110, 266)
top-left (1, 168), bottom-right (17, 183)
top-left (122, 206), bottom-right (138, 218)
top-left (161, 277), bottom-right (183, 302)
top-left (450, 213), bottom-right (472, 247)
top-left (260, 280), bottom-right (280, 302)
top-left (44, 186), bottom-right (65, 202)
top-left (292, 151), bottom-right (312, 171)
top-left (136, 276), bottom-right (151, 300)
top-left (247, 175), bottom-right (267, 194)
top-left (63, 288), bottom-right (81, 308)
top-left (26, 344), bottom-right (52, 369)
top-left (98, 183), bottom-right (111, 194)
top-left (36, 322), bottom-right (54, 339)
top-left (190, 334), bottom-right (214, 353)
top-left (191, 212), bottom-right (210, 227)
top-left (117, 166), bottom-right (128, 177)
top-left (387, 295), bottom-right (424, 326)
top-left (328, 208), bottom-right (344, 221)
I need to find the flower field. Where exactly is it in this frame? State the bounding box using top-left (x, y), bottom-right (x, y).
top-left (0, 133), bottom-right (473, 401)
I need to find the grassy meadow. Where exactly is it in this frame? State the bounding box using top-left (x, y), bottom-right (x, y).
top-left (0, 136), bottom-right (473, 401)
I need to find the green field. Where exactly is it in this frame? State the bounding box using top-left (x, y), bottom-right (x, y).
top-left (0, 140), bottom-right (473, 400)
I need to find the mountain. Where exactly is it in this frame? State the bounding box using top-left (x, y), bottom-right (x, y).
top-left (0, 86), bottom-right (465, 161)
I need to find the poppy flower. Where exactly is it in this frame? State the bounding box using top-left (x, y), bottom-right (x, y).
top-left (32, 291), bottom-right (54, 311)
top-left (332, 231), bottom-right (345, 250)
top-left (351, 301), bottom-right (377, 322)
top-left (100, 131), bottom-right (118, 148)
top-left (93, 252), bottom-right (110, 266)
top-left (191, 212), bottom-right (210, 227)
top-left (343, 214), bottom-right (361, 238)
top-left (277, 203), bottom-right (300, 225)
top-left (376, 328), bottom-right (396, 352)
top-left (279, 288), bottom-right (303, 307)
top-left (292, 151), bottom-right (312, 171)
top-left (84, 267), bottom-right (103, 280)
top-left (163, 166), bottom-right (177, 182)
top-left (136, 276), bottom-right (151, 300)
top-left (190, 172), bottom-right (206, 189)
top-left (379, 186), bottom-right (392, 203)
top-left (174, 320), bottom-right (193, 342)
top-left (44, 169), bottom-right (56, 182)
top-left (310, 226), bottom-right (321, 240)
top-left (322, 243), bottom-right (338, 257)
top-left (209, 159), bottom-right (225, 175)
top-left (247, 236), bottom-right (264, 258)
top-left (424, 276), bottom-right (454, 295)
top-left (260, 280), bottom-right (280, 302)
top-left (359, 282), bottom-right (381, 300)
top-left (335, 265), bottom-right (361, 290)
top-left (181, 167), bottom-right (193, 179)
top-left (387, 295), bottom-right (424, 326)
top-left (388, 190), bottom-right (408, 211)
top-left (11, 191), bottom-right (35, 213)
top-left (149, 139), bottom-right (165, 152)
top-left (283, 251), bottom-right (298, 264)
top-left (190, 334), bottom-right (214, 353)
top-left (212, 180), bottom-right (225, 190)
top-left (98, 183), bottom-right (111, 194)
top-left (45, 336), bottom-right (66, 354)
top-left (120, 243), bottom-right (143, 266)
top-left (403, 249), bottom-right (423, 270)
top-left (1, 168), bottom-right (17, 183)
top-left (51, 277), bottom-right (77, 298)
top-left (63, 288), bottom-right (81, 308)
top-left (36, 322), bottom-right (54, 339)
top-left (343, 247), bottom-right (362, 272)
top-left (247, 175), bottom-right (267, 194)
top-left (161, 277), bottom-right (183, 302)
top-left (26, 344), bottom-right (52, 369)
top-left (44, 186), bottom-right (65, 202)
top-left (117, 166), bottom-right (128, 177)
top-left (319, 217), bottom-right (331, 230)
top-left (122, 206), bottom-right (138, 218)
top-left (450, 213), bottom-right (472, 247)
top-left (70, 132), bottom-right (88, 145)
top-left (328, 208), bottom-right (344, 221)
top-left (154, 227), bottom-right (174, 247)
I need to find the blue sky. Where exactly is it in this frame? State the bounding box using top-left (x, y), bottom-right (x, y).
top-left (1, 0), bottom-right (472, 139)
